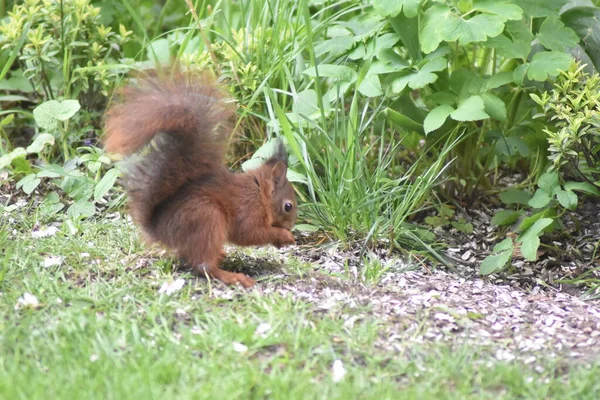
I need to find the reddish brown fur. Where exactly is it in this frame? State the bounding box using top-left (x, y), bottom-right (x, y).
top-left (104, 71), bottom-right (297, 288)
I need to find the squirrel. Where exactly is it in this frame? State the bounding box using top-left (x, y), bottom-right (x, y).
top-left (103, 72), bottom-right (297, 288)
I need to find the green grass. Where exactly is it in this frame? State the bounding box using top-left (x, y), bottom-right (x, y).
top-left (1, 207), bottom-right (600, 399)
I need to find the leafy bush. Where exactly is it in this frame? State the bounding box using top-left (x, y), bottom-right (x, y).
top-left (481, 61), bottom-right (600, 274)
top-left (0, 0), bottom-right (131, 108)
top-left (531, 62), bottom-right (600, 186)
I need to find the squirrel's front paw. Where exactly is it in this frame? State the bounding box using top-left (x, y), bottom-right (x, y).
top-left (274, 229), bottom-right (295, 248)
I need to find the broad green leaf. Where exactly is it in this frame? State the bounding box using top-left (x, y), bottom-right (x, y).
top-left (486, 20), bottom-right (533, 60)
top-left (480, 238), bottom-right (514, 275)
top-left (481, 93), bottom-right (507, 122)
top-left (420, 6), bottom-right (453, 53)
top-left (473, 0), bottom-right (523, 21)
top-left (241, 158), bottom-right (263, 172)
top-left (0, 147), bottom-right (27, 169)
top-left (430, 91), bottom-right (456, 105)
top-left (500, 189), bottom-right (531, 205)
top-left (385, 108), bottom-right (423, 132)
top-left (358, 74), bottom-right (383, 97)
top-left (562, 6), bottom-right (600, 72)
top-left (491, 210), bottom-right (523, 226)
top-left (526, 52), bottom-right (572, 81)
top-left (286, 169), bottom-right (308, 185)
top-left (421, 5), bottom-right (506, 53)
top-left (291, 89), bottom-right (323, 118)
top-left (389, 11), bottom-right (422, 62)
top-left (16, 174), bottom-right (41, 195)
top-left (450, 69), bottom-right (485, 99)
top-left (293, 224), bottom-right (320, 232)
top-left (517, 218), bottom-right (553, 261)
top-left (514, 0), bottom-right (569, 17)
top-left (486, 72), bottom-right (514, 90)
top-left (538, 18), bottom-right (580, 51)
top-left (538, 171), bottom-right (559, 193)
top-left (451, 221), bottom-right (474, 234)
top-left (450, 95), bottom-right (490, 121)
top-left (26, 133), bottom-right (55, 154)
top-left (303, 65), bottom-right (357, 82)
top-left (147, 38), bottom-right (171, 66)
top-left (564, 181), bottom-right (600, 195)
top-left (528, 189), bottom-right (552, 208)
top-left (315, 36), bottom-right (354, 58)
top-left (93, 168), bottom-right (121, 202)
top-left (391, 57), bottom-right (447, 92)
top-left (513, 64), bottom-right (528, 85)
top-left (0, 95), bottom-right (30, 102)
top-left (372, 0), bottom-right (420, 18)
top-left (555, 189), bottom-right (578, 210)
top-left (68, 200), bottom-right (96, 219)
top-left (424, 105), bottom-right (454, 134)
top-left (33, 100), bottom-right (81, 132)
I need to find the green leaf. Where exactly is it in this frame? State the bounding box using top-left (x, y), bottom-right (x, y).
top-left (473, 0), bottom-right (523, 21)
top-left (538, 18), bottom-right (580, 52)
top-left (421, 5), bottom-right (506, 53)
top-left (357, 74), bottom-right (383, 97)
top-left (293, 224), bottom-right (320, 232)
top-left (0, 147), bottom-right (27, 170)
top-left (486, 20), bottom-right (534, 60)
top-left (513, 64), bottom-right (528, 85)
top-left (26, 133), bottom-right (55, 154)
top-left (424, 105), bottom-right (454, 134)
top-left (450, 95), bottom-right (490, 121)
top-left (491, 210), bottom-right (523, 226)
top-left (481, 93), bottom-right (507, 122)
top-left (563, 181), bottom-right (600, 196)
top-left (33, 100), bottom-right (81, 132)
top-left (286, 169), bottom-right (308, 185)
top-left (500, 189), bottom-right (531, 205)
top-left (486, 72), bottom-right (514, 90)
top-left (514, 0), bottom-right (569, 17)
top-left (385, 108), bottom-right (423, 133)
top-left (67, 200), bottom-right (96, 219)
top-left (315, 36), bottom-right (355, 58)
top-left (147, 38), bottom-right (171, 66)
top-left (480, 238), bottom-right (514, 275)
top-left (16, 174), bottom-right (41, 195)
top-left (528, 189), bottom-right (552, 208)
top-left (561, 6), bottom-right (600, 72)
top-left (372, 0), bottom-right (420, 18)
top-left (555, 189), bottom-right (578, 210)
top-left (93, 168), bottom-right (121, 202)
top-left (451, 221), bottom-right (474, 233)
top-left (538, 171), bottom-right (559, 193)
top-left (303, 65), bottom-right (357, 82)
top-left (517, 218), bottom-right (553, 261)
top-left (391, 57), bottom-right (447, 93)
top-left (526, 52), bottom-right (573, 81)
top-left (388, 11), bottom-right (422, 62)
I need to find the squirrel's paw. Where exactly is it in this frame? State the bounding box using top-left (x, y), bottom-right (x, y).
top-left (219, 272), bottom-right (256, 288)
top-left (274, 229), bottom-right (295, 248)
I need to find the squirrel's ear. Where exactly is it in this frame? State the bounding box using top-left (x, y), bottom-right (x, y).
top-left (271, 161), bottom-right (288, 187)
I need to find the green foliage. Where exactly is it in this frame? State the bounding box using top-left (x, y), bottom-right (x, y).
top-left (531, 62), bottom-right (600, 186)
top-left (0, 0), bottom-right (132, 106)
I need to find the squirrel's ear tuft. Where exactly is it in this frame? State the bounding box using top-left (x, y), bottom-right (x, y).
top-left (266, 138), bottom-right (288, 166)
top-left (271, 161), bottom-right (288, 187)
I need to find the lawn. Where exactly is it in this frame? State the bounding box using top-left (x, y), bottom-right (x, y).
top-left (2, 205), bottom-right (600, 399)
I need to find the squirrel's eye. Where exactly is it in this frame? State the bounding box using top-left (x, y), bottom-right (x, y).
top-left (284, 202), bottom-right (293, 213)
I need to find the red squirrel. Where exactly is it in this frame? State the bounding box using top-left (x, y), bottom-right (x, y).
top-left (103, 72), bottom-right (297, 288)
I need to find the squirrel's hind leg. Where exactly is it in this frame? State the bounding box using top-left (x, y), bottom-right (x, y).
top-left (197, 261), bottom-right (256, 288)
top-left (182, 208), bottom-right (256, 288)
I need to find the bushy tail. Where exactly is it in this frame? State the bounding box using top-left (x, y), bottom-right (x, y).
top-left (104, 72), bottom-right (234, 235)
